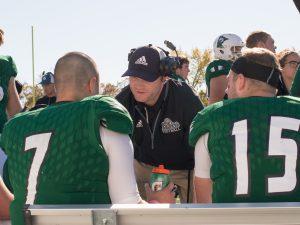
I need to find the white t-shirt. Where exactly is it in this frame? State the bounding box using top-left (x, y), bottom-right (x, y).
top-left (194, 133), bottom-right (212, 179)
top-left (99, 126), bottom-right (142, 203)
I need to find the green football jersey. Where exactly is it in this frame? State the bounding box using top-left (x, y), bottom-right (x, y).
top-left (290, 67), bottom-right (300, 97)
top-left (0, 55), bottom-right (18, 133)
top-left (169, 73), bottom-right (185, 82)
top-left (205, 59), bottom-right (231, 97)
top-left (0, 95), bottom-right (133, 225)
top-left (190, 96), bottom-right (300, 203)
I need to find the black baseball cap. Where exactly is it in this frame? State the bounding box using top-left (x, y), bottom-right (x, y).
top-left (122, 46), bottom-right (166, 82)
top-left (40, 72), bottom-right (54, 85)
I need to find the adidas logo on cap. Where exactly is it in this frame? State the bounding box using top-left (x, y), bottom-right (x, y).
top-left (135, 56), bottom-right (148, 66)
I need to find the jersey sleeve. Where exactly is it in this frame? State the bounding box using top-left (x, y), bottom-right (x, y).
top-left (1, 56), bottom-right (18, 81)
top-left (93, 95), bottom-right (133, 135)
top-left (189, 104), bottom-right (214, 147)
top-left (290, 67), bottom-right (300, 97)
top-left (205, 60), bottom-right (231, 83)
top-left (7, 56), bottom-right (18, 78)
top-left (0, 56), bottom-right (18, 94)
top-left (205, 60), bottom-right (231, 96)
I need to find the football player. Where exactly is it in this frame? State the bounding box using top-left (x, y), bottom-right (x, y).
top-left (0, 52), bottom-right (175, 225)
top-left (0, 29), bottom-right (22, 178)
top-left (205, 33), bottom-right (244, 105)
top-left (191, 48), bottom-right (300, 203)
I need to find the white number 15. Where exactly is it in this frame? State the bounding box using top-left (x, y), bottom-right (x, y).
top-left (232, 116), bottom-right (300, 195)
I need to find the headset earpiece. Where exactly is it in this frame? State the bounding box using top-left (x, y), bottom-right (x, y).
top-left (128, 48), bottom-right (136, 61)
top-left (127, 44), bottom-right (181, 76)
top-left (159, 56), bottom-right (180, 76)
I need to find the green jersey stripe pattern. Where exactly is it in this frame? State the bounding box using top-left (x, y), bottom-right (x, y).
top-left (190, 96), bottom-right (300, 203)
top-left (0, 55), bottom-right (18, 132)
top-left (205, 59), bottom-right (231, 97)
top-left (1, 95), bottom-right (133, 225)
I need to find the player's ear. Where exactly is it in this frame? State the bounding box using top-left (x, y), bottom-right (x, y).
top-left (236, 74), bottom-right (246, 92)
top-left (86, 76), bottom-right (99, 94)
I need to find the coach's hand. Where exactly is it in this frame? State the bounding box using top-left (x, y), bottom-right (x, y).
top-left (145, 182), bottom-right (176, 203)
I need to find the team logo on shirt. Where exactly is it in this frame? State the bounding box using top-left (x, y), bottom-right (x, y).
top-left (136, 120), bottom-right (143, 128)
top-left (161, 118), bottom-right (181, 134)
top-left (0, 87), bottom-right (4, 101)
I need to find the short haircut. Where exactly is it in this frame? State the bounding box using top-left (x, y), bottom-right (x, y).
top-left (246, 31), bottom-right (271, 48)
top-left (238, 47), bottom-right (279, 93)
top-left (54, 52), bottom-right (99, 92)
top-left (178, 57), bottom-right (189, 68)
top-left (277, 49), bottom-right (299, 67)
top-left (242, 47), bottom-right (280, 69)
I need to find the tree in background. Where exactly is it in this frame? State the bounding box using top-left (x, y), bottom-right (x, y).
top-left (188, 48), bottom-right (212, 106)
top-left (188, 49), bottom-right (212, 90)
top-left (100, 83), bottom-right (119, 96)
top-left (22, 84), bottom-right (44, 109)
top-left (100, 79), bottom-right (128, 97)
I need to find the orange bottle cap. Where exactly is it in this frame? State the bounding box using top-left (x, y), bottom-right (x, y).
top-left (152, 165), bottom-right (170, 174)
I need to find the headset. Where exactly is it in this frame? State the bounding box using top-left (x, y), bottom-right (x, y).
top-left (294, 0), bottom-right (300, 13)
top-left (127, 41), bottom-right (181, 77)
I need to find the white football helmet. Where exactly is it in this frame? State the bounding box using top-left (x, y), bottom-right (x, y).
top-left (213, 34), bottom-right (244, 61)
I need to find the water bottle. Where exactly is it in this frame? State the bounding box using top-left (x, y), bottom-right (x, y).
top-left (150, 165), bottom-right (170, 191)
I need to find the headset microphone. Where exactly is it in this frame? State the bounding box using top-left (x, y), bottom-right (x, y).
top-left (164, 40), bottom-right (176, 51)
top-left (164, 40), bottom-right (178, 57)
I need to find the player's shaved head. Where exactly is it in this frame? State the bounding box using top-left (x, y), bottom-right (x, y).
top-left (54, 52), bottom-right (99, 99)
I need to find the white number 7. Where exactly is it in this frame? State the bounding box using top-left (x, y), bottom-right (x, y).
top-left (24, 133), bottom-right (52, 204)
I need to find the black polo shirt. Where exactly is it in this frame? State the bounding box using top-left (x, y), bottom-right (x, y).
top-left (35, 96), bottom-right (56, 106)
top-left (116, 79), bottom-right (203, 170)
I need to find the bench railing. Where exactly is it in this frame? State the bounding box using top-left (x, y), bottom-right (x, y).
top-left (26, 202), bottom-right (300, 225)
